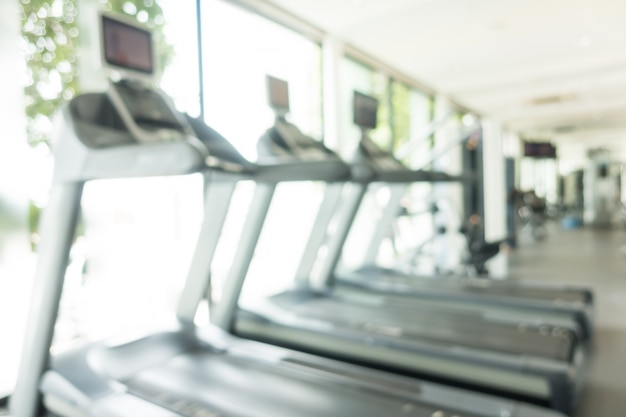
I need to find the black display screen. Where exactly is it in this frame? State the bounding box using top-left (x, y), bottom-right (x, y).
top-left (102, 15), bottom-right (154, 75)
top-left (353, 91), bottom-right (378, 129)
top-left (524, 141), bottom-right (557, 159)
top-left (267, 75), bottom-right (290, 111)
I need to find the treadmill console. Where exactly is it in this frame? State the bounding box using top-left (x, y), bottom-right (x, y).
top-left (273, 120), bottom-right (329, 159)
top-left (260, 75), bottom-right (329, 160)
top-left (111, 80), bottom-right (187, 133)
top-left (353, 91), bottom-right (406, 172)
top-left (101, 12), bottom-right (155, 82)
top-left (50, 12), bottom-right (206, 181)
top-left (359, 137), bottom-right (406, 171)
top-left (100, 12), bottom-right (191, 143)
top-left (267, 75), bottom-right (290, 114)
top-left (353, 91), bottom-right (378, 130)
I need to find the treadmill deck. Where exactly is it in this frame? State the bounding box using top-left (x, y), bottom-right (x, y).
top-left (248, 290), bottom-right (577, 362)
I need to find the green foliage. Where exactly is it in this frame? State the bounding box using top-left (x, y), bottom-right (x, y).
top-left (20, 0), bottom-right (80, 146)
top-left (28, 201), bottom-right (42, 250)
top-left (391, 81), bottom-right (411, 151)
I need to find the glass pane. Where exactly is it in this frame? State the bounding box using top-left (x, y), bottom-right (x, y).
top-left (159, 1), bottom-right (202, 116)
top-left (195, 1), bottom-right (325, 307)
top-left (339, 57), bottom-right (392, 156)
top-left (403, 88), bottom-right (432, 167)
top-left (199, 0), bottom-right (323, 160)
top-left (391, 81), bottom-right (411, 151)
top-left (61, 175), bottom-right (203, 343)
top-left (370, 73), bottom-right (392, 150)
top-left (238, 182), bottom-right (326, 302)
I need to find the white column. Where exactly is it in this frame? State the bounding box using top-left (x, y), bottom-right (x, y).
top-left (482, 119), bottom-right (508, 277)
top-left (322, 36), bottom-right (344, 153)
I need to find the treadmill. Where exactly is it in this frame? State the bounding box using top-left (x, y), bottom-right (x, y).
top-left (273, 92), bottom-right (593, 342)
top-left (326, 98), bottom-right (594, 339)
top-left (216, 84), bottom-right (586, 415)
top-left (297, 114), bottom-right (592, 341)
top-left (8, 12), bottom-right (565, 417)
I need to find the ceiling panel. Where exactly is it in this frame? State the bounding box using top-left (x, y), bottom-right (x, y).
top-left (268, 0), bottom-right (626, 143)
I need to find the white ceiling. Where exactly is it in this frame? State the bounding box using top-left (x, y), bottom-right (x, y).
top-left (267, 0), bottom-right (626, 145)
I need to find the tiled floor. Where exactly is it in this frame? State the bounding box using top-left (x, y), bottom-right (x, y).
top-left (508, 225), bottom-right (626, 417)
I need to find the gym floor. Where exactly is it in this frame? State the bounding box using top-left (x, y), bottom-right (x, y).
top-left (508, 224), bottom-right (626, 417)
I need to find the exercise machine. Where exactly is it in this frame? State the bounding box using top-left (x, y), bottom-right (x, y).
top-left (212, 84), bottom-right (586, 414)
top-left (10, 12), bottom-right (566, 417)
top-left (319, 96), bottom-right (594, 340)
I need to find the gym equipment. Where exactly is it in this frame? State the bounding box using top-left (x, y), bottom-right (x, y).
top-left (9, 13), bottom-right (566, 417)
top-left (214, 85), bottom-right (586, 414)
top-left (320, 97), bottom-right (594, 341)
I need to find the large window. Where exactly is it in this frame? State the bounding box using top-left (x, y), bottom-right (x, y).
top-left (339, 56), bottom-right (439, 270)
top-left (199, 0), bottom-right (322, 160)
top-left (399, 88), bottom-right (433, 168)
top-left (193, 1), bottom-right (326, 308)
top-left (339, 57), bottom-right (435, 160)
top-left (340, 58), bottom-right (392, 156)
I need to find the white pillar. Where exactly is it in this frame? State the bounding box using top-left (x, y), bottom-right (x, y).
top-left (482, 119), bottom-right (508, 277)
top-left (322, 36), bottom-right (344, 153)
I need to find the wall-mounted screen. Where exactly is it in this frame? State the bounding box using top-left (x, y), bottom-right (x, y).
top-left (353, 91), bottom-right (378, 129)
top-left (267, 75), bottom-right (290, 111)
top-left (523, 141), bottom-right (557, 159)
top-left (101, 13), bottom-right (154, 78)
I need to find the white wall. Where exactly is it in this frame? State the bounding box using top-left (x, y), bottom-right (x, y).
top-left (0, 0), bottom-right (33, 396)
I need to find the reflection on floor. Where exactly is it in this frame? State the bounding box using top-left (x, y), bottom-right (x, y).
top-left (508, 225), bottom-right (626, 417)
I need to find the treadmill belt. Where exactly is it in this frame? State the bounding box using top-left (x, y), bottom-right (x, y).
top-left (460, 285), bottom-right (588, 304)
top-left (264, 292), bottom-right (574, 362)
top-left (125, 348), bottom-right (476, 417)
top-left (354, 268), bottom-right (590, 305)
